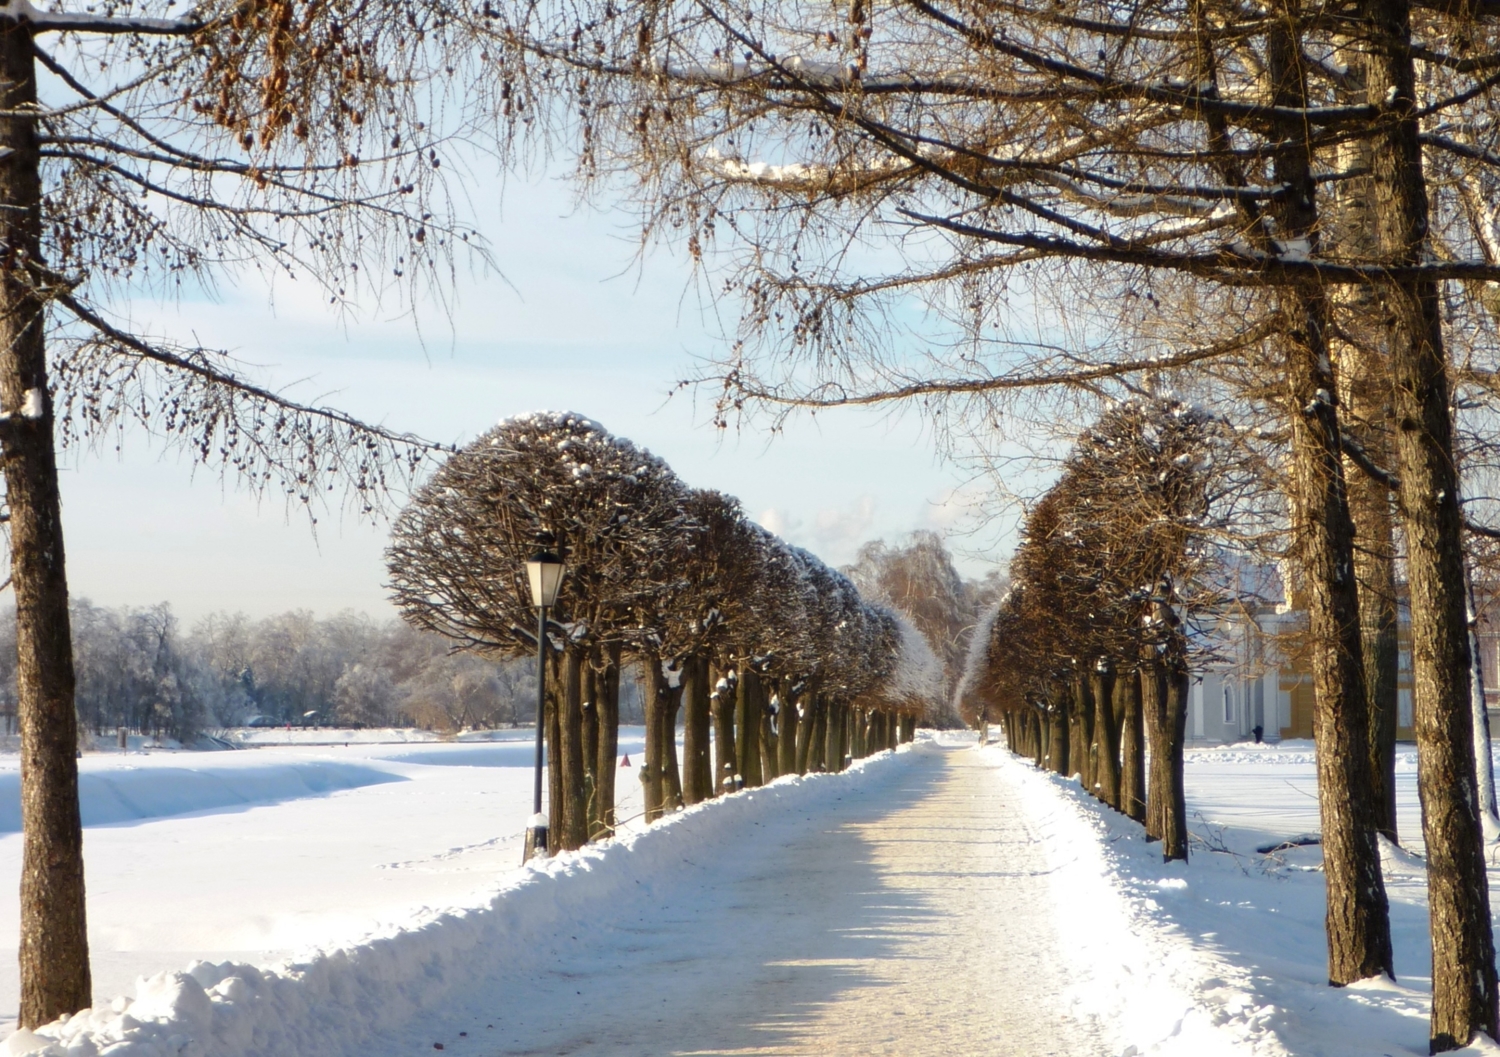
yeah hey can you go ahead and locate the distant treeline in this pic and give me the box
[0,604,646,743]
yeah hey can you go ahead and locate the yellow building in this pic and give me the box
[1187,605,1424,744]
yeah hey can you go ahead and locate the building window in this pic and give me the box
[1223,684,1235,724]
[1398,688,1413,729]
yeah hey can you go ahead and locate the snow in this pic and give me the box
[0,730,645,1029]
[0,738,1167,1057]
[3,731,1500,1054]
[884,608,943,707]
[987,736,1500,1055]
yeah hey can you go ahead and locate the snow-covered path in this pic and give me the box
[399,740,1102,1057]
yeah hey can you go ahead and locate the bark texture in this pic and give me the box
[1283,304,1394,982]
[1118,669,1146,823]
[1091,662,1119,809]
[660,678,684,813]
[1363,0,1499,1032]
[1267,13,1393,985]
[777,684,799,776]
[555,646,588,850]
[596,644,620,832]
[642,658,666,822]
[1047,695,1069,776]
[712,667,736,792]
[2,22,90,1028]
[736,667,763,787]
[794,689,817,774]
[582,660,602,839]
[681,654,712,805]
[759,700,778,781]
[1142,650,1190,861]
[824,699,844,772]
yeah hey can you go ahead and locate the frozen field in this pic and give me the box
[1,731,1499,1055]
[0,728,648,1028]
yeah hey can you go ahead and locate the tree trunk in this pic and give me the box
[1283,308,1394,981]
[642,657,666,822]
[712,667,736,791]
[1266,11,1393,986]
[1119,667,1147,823]
[824,699,843,772]
[1,25,90,1029]
[777,683,799,775]
[1362,0,1498,1032]
[736,667,763,787]
[759,692,778,781]
[1047,694,1069,776]
[660,676,684,813]
[1340,342,1402,846]
[553,645,588,850]
[1327,36,1403,853]
[581,658,601,839]
[1092,661,1120,809]
[596,643,620,834]
[795,689,817,774]
[808,694,828,771]
[1146,656,1170,845]
[1356,477,1402,846]
[900,715,916,743]
[1160,651,1190,863]
[681,654,712,805]
[1072,672,1095,791]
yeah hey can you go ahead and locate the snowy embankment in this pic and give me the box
[988,740,1500,1057]
[0,733,649,1031]
[5,734,1299,1057]
[6,748,925,1057]
[7,732,1494,1055]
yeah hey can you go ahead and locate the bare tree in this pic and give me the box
[0,0,513,1023]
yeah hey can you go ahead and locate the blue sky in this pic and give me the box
[59,170,1014,622]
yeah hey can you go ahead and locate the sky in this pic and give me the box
[60,169,1016,623]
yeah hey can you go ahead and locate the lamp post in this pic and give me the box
[524,547,565,863]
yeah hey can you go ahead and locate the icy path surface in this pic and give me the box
[18,738,1154,1057]
[449,741,1102,1057]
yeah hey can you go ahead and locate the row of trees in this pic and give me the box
[0,605,552,743]
[482,0,1500,1045]
[387,411,943,850]
[960,399,1216,861]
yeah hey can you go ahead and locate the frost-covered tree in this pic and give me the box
[387,412,690,850]
[846,532,970,722]
[974,399,1222,862]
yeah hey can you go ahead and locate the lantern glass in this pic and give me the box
[526,551,565,607]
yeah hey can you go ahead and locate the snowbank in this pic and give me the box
[984,747,1265,1055]
[989,744,1500,1057]
[7,752,906,1057]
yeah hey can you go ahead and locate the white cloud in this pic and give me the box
[755,507,802,539]
[812,495,879,562]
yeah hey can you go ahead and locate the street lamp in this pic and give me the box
[524,547,565,863]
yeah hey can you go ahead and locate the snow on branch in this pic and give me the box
[0,0,201,34]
